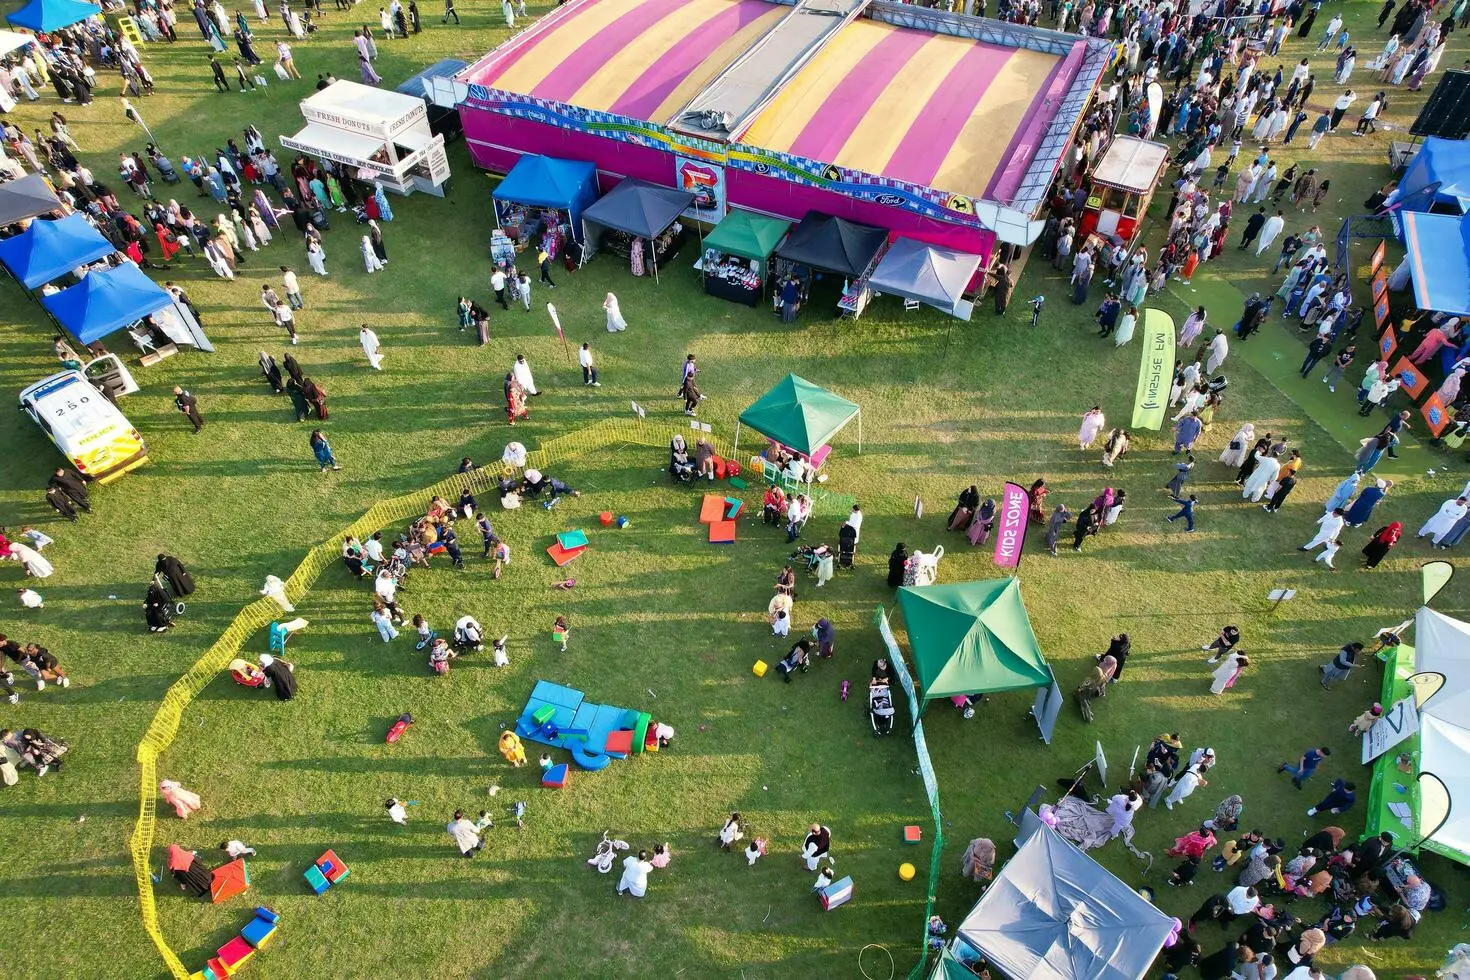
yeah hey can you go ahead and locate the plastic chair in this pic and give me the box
[903,298,920,312]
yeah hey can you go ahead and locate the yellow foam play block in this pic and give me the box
[753,660,768,677]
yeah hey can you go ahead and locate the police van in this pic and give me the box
[19,367,149,483]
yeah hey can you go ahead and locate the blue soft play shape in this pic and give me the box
[569,742,612,770]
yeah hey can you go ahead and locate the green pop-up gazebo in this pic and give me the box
[734,374,861,458]
[704,209,791,279]
[896,578,1053,711]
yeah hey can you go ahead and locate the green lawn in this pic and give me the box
[0,2,1467,977]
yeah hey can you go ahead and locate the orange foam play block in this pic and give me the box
[698,494,726,524]
[708,520,736,543]
[546,543,586,567]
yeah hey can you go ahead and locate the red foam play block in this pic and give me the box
[546,542,587,567]
[217,936,254,968]
[698,494,726,524]
[903,825,922,844]
[708,519,736,543]
[604,729,634,755]
[317,849,347,882]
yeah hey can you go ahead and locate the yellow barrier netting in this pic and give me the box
[129,417,705,978]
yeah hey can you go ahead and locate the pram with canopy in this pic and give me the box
[869,684,895,736]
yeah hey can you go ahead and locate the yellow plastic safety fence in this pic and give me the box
[130,415,682,978]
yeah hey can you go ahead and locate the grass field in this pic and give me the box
[0,1,1468,977]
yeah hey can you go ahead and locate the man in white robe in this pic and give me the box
[1301,508,1346,551]
[1419,497,1469,544]
[511,354,538,395]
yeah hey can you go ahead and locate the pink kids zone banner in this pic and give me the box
[993,481,1029,568]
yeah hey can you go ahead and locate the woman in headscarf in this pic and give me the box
[948,485,980,530]
[168,844,213,897]
[959,837,996,881]
[887,543,908,587]
[155,554,196,595]
[1027,478,1048,524]
[1237,850,1278,888]
[1078,407,1106,450]
[966,498,996,546]
[1219,422,1255,468]
[1209,651,1249,695]
[1362,522,1403,567]
[259,653,296,700]
[1101,427,1129,467]
[8,542,53,579]
[1210,794,1244,833]
[368,219,388,264]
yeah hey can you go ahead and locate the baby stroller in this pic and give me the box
[793,543,831,573]
[869,683,895,736]
[1205,374,1229,395]
[17,728,67,774]
[902,545,944,586]
[838,523,856,570]
[144,577,179,633]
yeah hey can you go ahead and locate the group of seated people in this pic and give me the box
[499,468,581,503]
[765,445,816,485]
[669,435,719,483]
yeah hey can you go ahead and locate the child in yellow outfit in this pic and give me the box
[498,730,526,766]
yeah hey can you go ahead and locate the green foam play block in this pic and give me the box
[557,529,588,549]
[532,704,557,726]
[728,477,747,489]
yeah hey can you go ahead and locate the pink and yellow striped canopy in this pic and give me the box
[468,0,1065,200]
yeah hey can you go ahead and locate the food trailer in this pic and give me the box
[1078,136,1169,243]
[279,81,451,197]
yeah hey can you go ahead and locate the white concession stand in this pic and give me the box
[279,81,451,197]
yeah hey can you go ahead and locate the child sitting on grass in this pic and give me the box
[744,837,766,866]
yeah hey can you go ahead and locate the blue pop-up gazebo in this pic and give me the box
[5,0,102,31]
[493,155,599,245]
[42,263,173,345]
[0,213,114,289]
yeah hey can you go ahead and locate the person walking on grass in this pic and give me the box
[281,266,304,308]
[310,429,339,471]
[173,386,204,433]
[1166,493,1199,531]
[359,324,383,370]
[447,809,482,857]
[579,342,601,386]
[1278,745,1330,788]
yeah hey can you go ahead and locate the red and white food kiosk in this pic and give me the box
[1079,136,1169,243]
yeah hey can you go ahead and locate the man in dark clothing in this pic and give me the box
[1378,0,1396,26]
[48,469,91,512]
[537,247,556,287]
[210,55,228,93]
[173,386,204,433]
[1351,831,1394,874]
[1301,335,1333,377]
[1239,208,1267,250]
[45,487,78,522]
[1095,295,1121,337]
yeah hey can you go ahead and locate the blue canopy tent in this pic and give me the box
[5,0,101,30]
[1402,211,1470,317]
[493,155,599,245]
[0,214,114,290]
[1397,137,1470,215]
[42,263,174,346]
